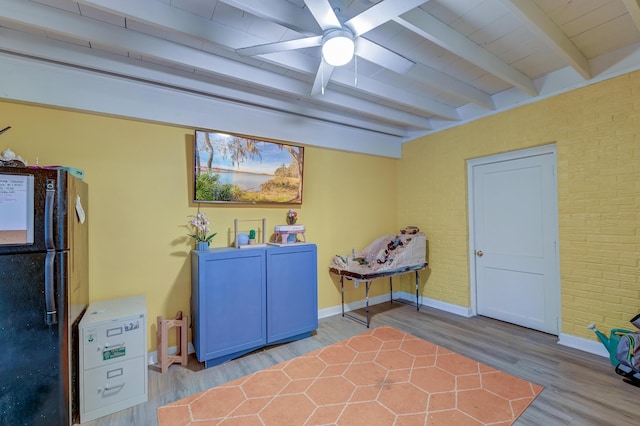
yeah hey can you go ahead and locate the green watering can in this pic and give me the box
[587,324,633,366]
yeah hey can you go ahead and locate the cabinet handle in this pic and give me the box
[104,342,125,349]
[100,382,125,392]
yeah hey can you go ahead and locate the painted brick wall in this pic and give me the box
[399,71,640,339]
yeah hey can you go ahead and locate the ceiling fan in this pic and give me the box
[235,0,423,95]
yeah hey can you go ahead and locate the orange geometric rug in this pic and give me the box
[158,326,543,425]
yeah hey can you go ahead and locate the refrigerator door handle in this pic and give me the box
[44,179,56,250]
[45,251,58,325]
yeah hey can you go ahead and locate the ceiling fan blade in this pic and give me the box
[311,59,335,96]
[355,38,415,74]
[346,0,426,36]
[236,35,322,57]
[304,0,342,31]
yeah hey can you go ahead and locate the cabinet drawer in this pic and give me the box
[82,316,145,370]
[81,356,147,414]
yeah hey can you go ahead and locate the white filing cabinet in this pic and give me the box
[79,295,148,423]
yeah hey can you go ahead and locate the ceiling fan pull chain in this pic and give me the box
[321,61,325,95]
[355,55,358,87]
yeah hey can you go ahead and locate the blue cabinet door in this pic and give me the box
[192,249,266,362]
[266,245,318,342]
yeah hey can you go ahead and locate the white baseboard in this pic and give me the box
[318,291,472,319]
[317,293,395,319]
[404,292,473,317]
[147,342,195,366]
[558,333,609,359]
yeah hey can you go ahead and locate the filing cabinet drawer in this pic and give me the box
[81,315,145,370]
[81,356,147,414]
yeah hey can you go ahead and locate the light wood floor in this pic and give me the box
[79,303,639,425]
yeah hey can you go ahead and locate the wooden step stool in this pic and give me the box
[157,311,188,373]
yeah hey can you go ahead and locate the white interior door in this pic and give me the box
[470,148,559,335]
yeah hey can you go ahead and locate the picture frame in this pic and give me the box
[193,130,304,204]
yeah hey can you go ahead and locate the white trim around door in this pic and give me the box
[467,144,561,335]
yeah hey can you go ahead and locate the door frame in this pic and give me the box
[467,144,561,332]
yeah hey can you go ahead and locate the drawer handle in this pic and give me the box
[103,342,125,349]
[100,382,125,392]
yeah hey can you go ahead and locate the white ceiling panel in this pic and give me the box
[169,0,218,19]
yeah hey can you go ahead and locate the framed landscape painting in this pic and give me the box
[193,130,304,204]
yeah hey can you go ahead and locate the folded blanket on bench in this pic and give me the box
[330,232,427,277]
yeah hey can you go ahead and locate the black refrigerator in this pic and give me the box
[0,166,89,425]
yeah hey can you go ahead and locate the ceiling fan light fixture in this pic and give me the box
[322,29,354,67]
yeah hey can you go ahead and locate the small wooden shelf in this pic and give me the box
[234,218,266,248]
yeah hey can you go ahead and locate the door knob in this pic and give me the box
[475,250,483,257]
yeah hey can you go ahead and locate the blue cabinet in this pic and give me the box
[267,245,318,342]
[191,244,317,368]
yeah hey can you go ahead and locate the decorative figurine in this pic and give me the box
[286,209,297,225]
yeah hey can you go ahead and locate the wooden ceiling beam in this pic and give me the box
[395,8,538,96]
[499,0,591,80]
[622,0,640,32]
[217,0,320,34]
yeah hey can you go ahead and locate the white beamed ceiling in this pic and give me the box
[1,0,640,157]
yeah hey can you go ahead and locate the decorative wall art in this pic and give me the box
[193,130,304,204]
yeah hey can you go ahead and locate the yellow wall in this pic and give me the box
[0,101,397,350]
[399,71,640,340]
[5,69,639,351]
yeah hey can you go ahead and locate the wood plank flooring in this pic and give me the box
[79,303,639,425]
